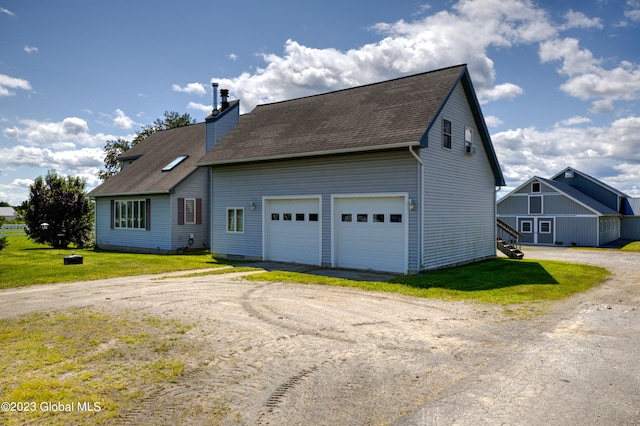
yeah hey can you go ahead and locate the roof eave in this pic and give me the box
[89,189,171,198]
[197,141,421,167]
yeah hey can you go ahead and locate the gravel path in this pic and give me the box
[1,247,639,425]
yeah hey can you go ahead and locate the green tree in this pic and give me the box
[19,170,94,249]
[98,111,196,181]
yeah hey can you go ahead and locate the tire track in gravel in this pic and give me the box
[240,281,458,360]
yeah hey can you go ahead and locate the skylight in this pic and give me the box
[162,155,188,172]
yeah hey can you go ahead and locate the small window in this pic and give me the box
[283,213,292,221]
[532,182,541,193]
[271,213,280,220]
[184,198,196,224]
[227,208,244,233]
[357,214,368,222]
[529,196,543,215]
[390,214,402,223]
[296,213,305,221]
[162,155,188,172]
[521,221,532,233]
[309,213,318,221]
[464,126,473,143]
[373,214,385,223]
[342,214,352,222]
[539,221,551,234]
[442,119,452,149]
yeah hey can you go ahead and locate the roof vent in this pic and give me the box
[565,170,574,178]
[220,89,230,111]
[211,83,219,116]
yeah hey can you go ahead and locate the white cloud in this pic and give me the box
[211,0,560,113]
[556,116,591,126]
[539,38,640,111]
[113,109,136,129]
[0,7,15,16]
[0,74,32,97]
[24,45,38,53]
[484,115,504,127]
[561,10,603,30]
[187,102,212,114]
[3,117,119,148]
[172,82,207,96]
[227,53,238,61]
[493,116,640,197]
[479,83,523,104]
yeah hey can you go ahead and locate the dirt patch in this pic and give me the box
[1,248,639,425]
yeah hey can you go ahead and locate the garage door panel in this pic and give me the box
[265,198,320,265]
[334,196,407,273]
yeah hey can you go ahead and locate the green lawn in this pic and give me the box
[1,236,610,306]
[0,237,225,289]
[245,258,609,305]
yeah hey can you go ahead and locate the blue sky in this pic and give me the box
[1,0,640,205]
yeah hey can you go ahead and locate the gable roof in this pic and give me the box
[538,177,620,215]
[499,175,620,216]
[89,123,205,197]
[0,206,16,217]
[197,64,504,186]
[551,167,629,198]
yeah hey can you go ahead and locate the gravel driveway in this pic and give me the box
[1,247,639,425]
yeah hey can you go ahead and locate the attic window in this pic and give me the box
[565,170,574,178]
[162,155,188,172]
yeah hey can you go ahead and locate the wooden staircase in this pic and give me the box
[497,218,524,259]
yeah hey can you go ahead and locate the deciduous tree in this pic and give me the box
[98,111,196,181]
[19,170,94,249]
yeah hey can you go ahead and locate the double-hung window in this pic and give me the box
[227,208,244,233]
[442,119,452,149]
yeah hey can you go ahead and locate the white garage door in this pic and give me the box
[264,198,321,265]
[334,196,407,273]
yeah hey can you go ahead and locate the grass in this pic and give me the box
[1,236,611,306]
[0,308,194,425]
[244,258,609,305]
[0,236,228,289]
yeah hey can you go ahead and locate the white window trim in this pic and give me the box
[442,118,452,150]
[528,195,543,215]
[227,207,244,233]
[114,199,146,230]
[521,220,533,233]
[539,220,552,234]
[531,182,541,193]
[184,198,196,225]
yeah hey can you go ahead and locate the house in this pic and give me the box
[0,206,17,221]
[197,64,505,273]
[497,167,640,246]
[88,95,239,253]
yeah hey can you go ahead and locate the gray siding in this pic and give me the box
[598,217,621,245]
[95,195,172,251]
[170,168,210,250]
[421,82,497,270]
[555,173,619,211]
[210,151,420,271]
[555,217,598,246]
[621,217,640,240]
[206,104,240,152]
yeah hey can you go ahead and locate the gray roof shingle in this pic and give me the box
[89,123,205,197]
[197,64,468,165]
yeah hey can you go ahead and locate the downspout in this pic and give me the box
[409,146,424,272]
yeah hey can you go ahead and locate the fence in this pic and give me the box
[1,224,28,237]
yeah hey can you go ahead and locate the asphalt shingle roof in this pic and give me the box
[89,123,205,197]
[198,64,468,165]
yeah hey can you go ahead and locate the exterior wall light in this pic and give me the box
[408,199,416,211]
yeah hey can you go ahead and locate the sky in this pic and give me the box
[1,0,640,206]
